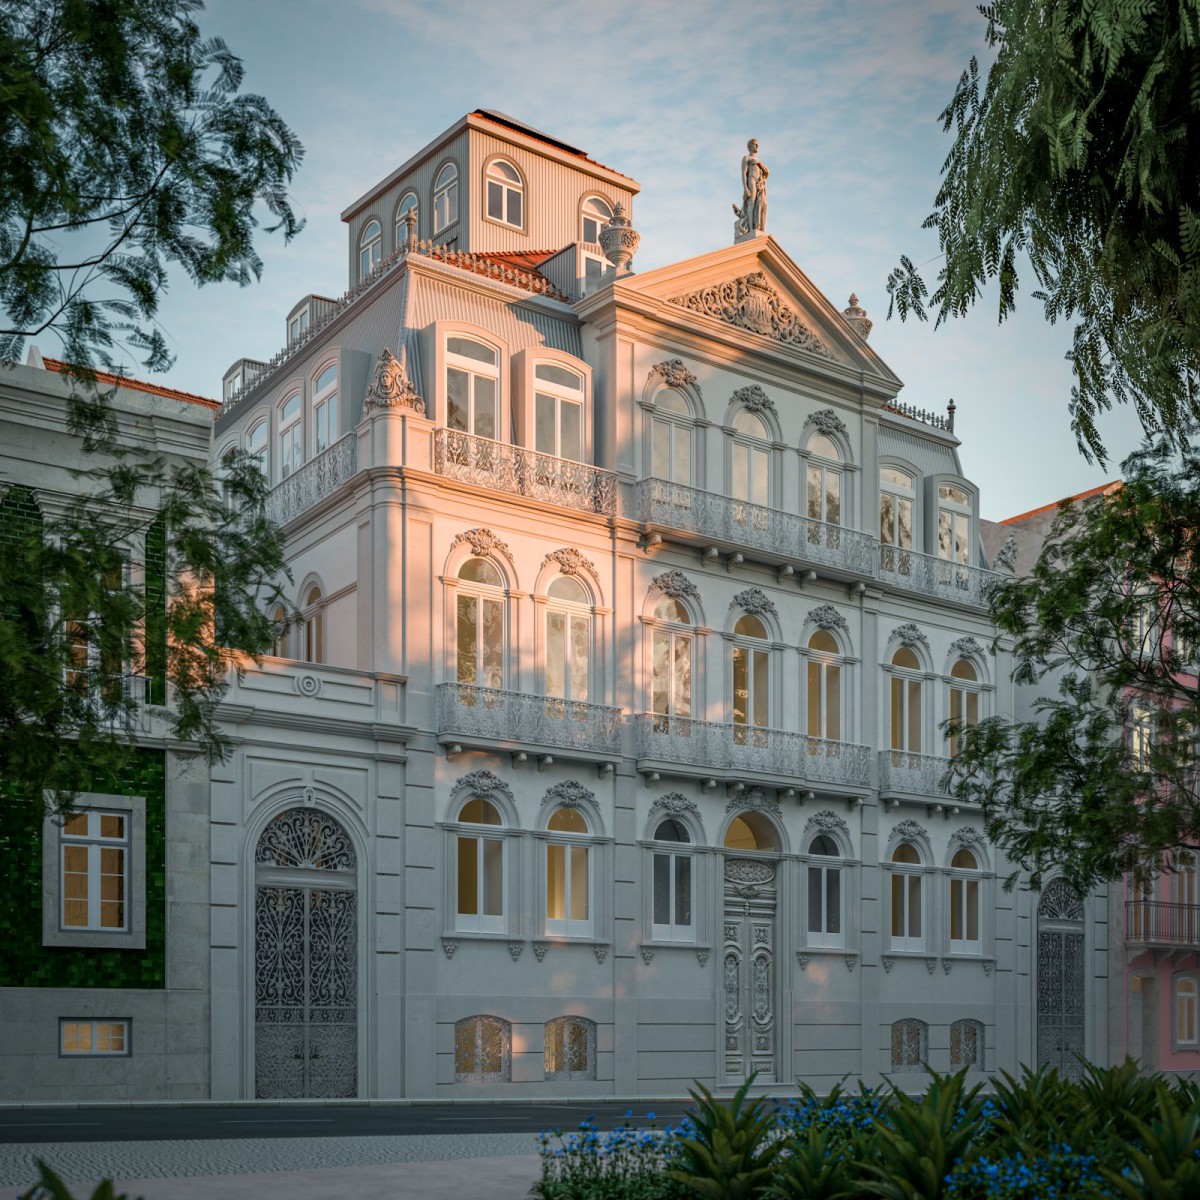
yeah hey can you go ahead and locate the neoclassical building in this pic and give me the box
[0,110,1112,1100]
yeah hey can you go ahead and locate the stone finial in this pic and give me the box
[842,294,873,341]
[599,202,639,275]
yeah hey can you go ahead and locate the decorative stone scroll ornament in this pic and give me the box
[949,636,988,661]
[543,548,597,579]
[542,780,597,810]
[731,384,777,416]
[892,819,929,845]
[841,294,873,341]
[452,528,511,560]
[926,958,939,975]
[651,570,699,599]
[804,408,849,440]
[942,959,953,975]
[724,859,775,885]
[669,272,834,360]
[732,588,777,618]
[598,202,639,273]
[508,943,523,961]
[983,960,995,976]
[891,623,930,652]
[993,533,1019,573]
[649,359,699,390]
[532,942,549,962]
[727,786,781,817]
[456,770,514,804]
[650,793,699,818]
[807,604,849,637]
[803,809,849,838]
[950,827,986,852]
[363,347,424,414]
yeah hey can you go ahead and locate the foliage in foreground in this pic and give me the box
[21,1161,139,1200]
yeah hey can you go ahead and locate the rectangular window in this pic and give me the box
[60,1019,130,1056]
[807,864,843,947]
[890,872,923,950]
[950,876,981,951]
[583,256,605,294]
[61,811,128,931]
[652,851,693,940]
[545,842,590,936]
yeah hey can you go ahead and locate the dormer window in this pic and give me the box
[395,192,418,244]
[534,363,584,461]
[313,365,338,454]
[434,163,459,233]
[224,369,243,402]
[446,336,498,440]
[938,485,972,566]
[359,219,382,280]
[287,307,310,345]
[881,467,914,549]
[580,197,613,245]
[485,159,523,229]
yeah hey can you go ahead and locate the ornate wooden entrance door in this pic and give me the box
[1036,879,1086,1079]
[722,858,777,1084]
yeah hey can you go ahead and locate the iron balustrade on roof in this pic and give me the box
[265,433,358,526]
[878,544,1000,609]
[1125,900,1200,947]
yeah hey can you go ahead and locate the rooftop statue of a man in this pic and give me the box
[733,138,768,240]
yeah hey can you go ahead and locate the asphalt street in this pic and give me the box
[0,1100,695,1144]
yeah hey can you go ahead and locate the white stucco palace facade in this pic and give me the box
[0,110,1111,1100]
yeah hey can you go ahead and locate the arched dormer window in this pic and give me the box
[453,795,506,934]
[947,657,981,757]
[434,163,459,233]
[456,558,505,690]
[313,363,338,455]
[545,805,592,937]
[485,159,524,229]
[246,420,267,474]
[889,841,925,951]
[731,612,770,743]
[545,575,591,704]
[278,393,302,480]
[938,483,973,569]
[534,362,584,462]
[302,584,323,664]
[446,336,499,441]
[806,629,843,743]
[805,432,843,528]
[650,389,694,487]
[650,595,694,730]
[889,645,924,756]
[580,196,613,244]
[731,408,770,511]
[949,846,982,953]
[651,817,693,941]
[359,219,382,280]
[806,833,843,948]
[881,466,915,555]
[395,191,418,244]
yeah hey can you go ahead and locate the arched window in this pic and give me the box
[805,433,842,528]
[302,584,323,664]
[279,394,302,480]
[454,1015,510,1082]
[545,575,590,704]
[731,409,770,511]
[485,159,524,228]
[891,1018,927,1071]
[890,841,924,951]
[246,421,267,474]
[456,558,504,689]
[806,629,842,742]
[534,363,585,462]
[724,810,780,852]
[948,657,980,757]
[268,603,287,658]
[395,191,418,243]
[732,613,770,744]
[359,219,382,280]
[434,163,459,233]
[651,817,693,941]
[1176,977,1199,1047]
[544,1016,596,1081]
[313,364,338,455]
[950,1018,983,1069]
[949,846,982,953]
[455,797,505,934]
[581,196,613,244]
[889,646,923,755]
[446,336,498,441]
[650,389,694,486]
[806,834,843,948]
[938,484,972,568]
[545,806,591,937]
[651,595,694,731]
[880,467,915,554]
[1174,852,1198,943]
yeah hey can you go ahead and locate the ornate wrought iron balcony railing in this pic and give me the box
[433,429,617,516]
[878,750,953,797]
[265,432,358,525]
[1125,901,1200,947]
[878,544,1000,609]
[636,714,870,786]
[437,683,622,756]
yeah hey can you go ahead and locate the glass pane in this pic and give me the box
[65,1023,90,1053]
[966,879,979,940]
[316,365,337,393]
[653,853,670,925]
[507,190,523,227]
[652,419,671,478]
[483,839,504,917]
[673,635,691,718]
[569,614,589,701]
[898,497,913,548]
[652,629,670,715]
[807,465,822,521]
[890,677,904,751]
[546,611,566,699]
[735,614,767,639]
[570,844,589,921]
[753,649,769,726]
[535,363,582,389]
[560,401,582,462]
[459,797,501,825]
[459,558,502,586]
[882,467,913,488]
[447,337,495,365]
[536,393,555,455]
[63,843,89,927]
[733,410,766,437]
[880,492,894,544]
[826,870,841,933]
[676,855,692,926]
[940,485,969,504]
[548,576,587,603]
[63,812,89,837]
[908,875,922,938]
[673,423,691,485]
[807,661,821,737]
[891,872,904,937]
[545,1020,562,1074]
[447,367,469,431]
[480,1020,501,1075]
[951,877,963,940]
[546,844,566,919]
[752,447,769,507]
[825,471,841,526]
[938,510,952,560]
[456,594,478,683]
[100,814,125,839]
[732,442,749,501]
[473,376,496,440]
[481,598,503,688]
[549,807,587,833]
[809,433,839,460]
[487,180,504,220]
[967,691,979,728]
[725,816,757,851]
[808,866,823,933]
[455,1020,476,1076]
[732,646,748,725]
[569,1020,588,1072]
[457,836,478,915]
[908,680,922,750]
[826,665,841,740]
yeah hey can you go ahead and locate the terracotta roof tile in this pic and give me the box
[43,358,218,411]
[477,248,560,271]
[1000,479,1122,526]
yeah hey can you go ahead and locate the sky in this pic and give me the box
[139,0,1146,522]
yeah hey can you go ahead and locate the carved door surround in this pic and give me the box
[1036,879,1086,1079]
[722,856,778,1084]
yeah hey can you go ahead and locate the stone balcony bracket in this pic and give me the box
[726,553,745,573]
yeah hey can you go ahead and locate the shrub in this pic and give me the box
[20,1163,138,1200]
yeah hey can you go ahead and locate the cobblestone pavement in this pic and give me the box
[2,1132,542,1193]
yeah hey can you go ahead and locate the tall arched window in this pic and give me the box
[279,394,302,480]
[806,629,842,741]
[395,191,418,243]
[534,363,584,462]
[313,364,338,455]
[949,847,982,953]
[938,484,972,567]
[950,1019,983,1069]
[485,159,524,228]
[805,433,842,528]
[268,603,287,658]
[947,657,980,757]
[891,1018,927,1070]
[731,612,770,744]
[731,409,770,513]
[889,646,923,756]
[650,390,694,486]
[1176,976,1199,1047]
[544,1016,596,1080]
[580,196,613,244]
[651,596,693,731]
[880,466,915,553]
[456,558,504,689]
[359,219,382,280]
[302,585,323,664]
[247,421,268,475]
[890,841,924,951]
[434,163,459,233]
[651,817,693,941]
[455,1015,510,1082]
[806,834,843,948]
[455,797,505,933]
[446,336,498,440]
[545,576,590,704]
[545,806,591,937]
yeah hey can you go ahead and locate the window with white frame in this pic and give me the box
[279,394,302,480]
[60,1019,130,1056]
[544,1016,596,1081]
[395,191,418,243]
[580,196,613,244]
[650,390,693,486]
[246,421,267,475]
[651,596,693,730]
[1130,699,1155,770]
[455,797,506,934]
[805,433,842,527]
[434,163,459,233]
[313,364,338,455]
[806,834,843,948]
[59,810,128,931]
[359,219,382,280]
[456,558,505,689]
[534,363,584,461]
[891,1018,927,1070]
[455,1015,510,1082]
[731,409,770,511]
[485,159,524,228]
[1176,976,1199,1048]
[651,818,693,941]
[545,576,590,704]
[880,467,915,553]
[949,847,982,953]
[582,254,606,295]
[890,841,924,951]
[889,646,923,755]
[446,336,499,441]
[806,629,842,742]
[947,657,980,757]
[545,806,591,937]
[937,485,972,568]
[950,1018,983,1069]
[1130,586,1160,659]
[287,307,310,345]
[301,585,324,664]
[1174,851,1199,908]
[268,603,287,658]
[731,612,770,744]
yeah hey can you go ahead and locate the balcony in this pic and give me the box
[265,432,358,525]
[878,750,953,800]
[878,544,999,610]
[1125,901,1200,950]
[635,714,870,790]
[433,429,617,516]
[632,478,877,578]
[436,683,622,760]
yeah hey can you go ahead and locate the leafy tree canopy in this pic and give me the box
[888,0,1200,464]
[949,438,1200,890]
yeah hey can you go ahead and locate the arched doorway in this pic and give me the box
[722,808,780,1085]
[254,807,358,1098]
[1036,879,1086,1078]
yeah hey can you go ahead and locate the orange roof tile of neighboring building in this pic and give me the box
[1000,479,1122,526]
[43,357,218,411]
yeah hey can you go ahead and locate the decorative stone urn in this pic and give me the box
[598,202,640,275]
[842,293,873,341]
